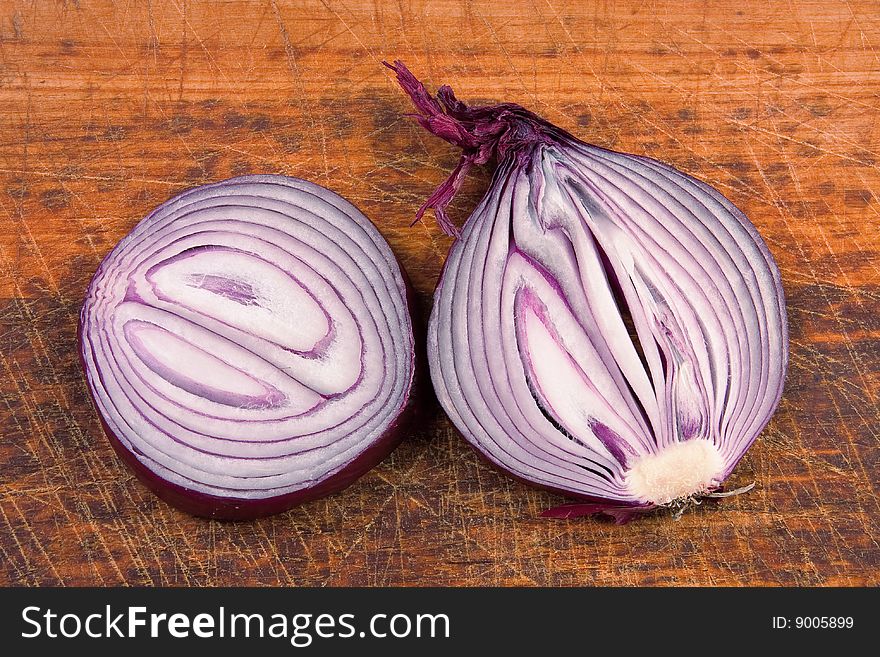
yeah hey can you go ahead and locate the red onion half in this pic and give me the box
[80,175,416,519]
[389,62,788,522]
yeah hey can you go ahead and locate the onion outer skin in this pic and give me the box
[389,61,788,521]
[80,175,418,520]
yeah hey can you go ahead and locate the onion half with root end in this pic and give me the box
[388,61,788,522]
[80,175,416,519]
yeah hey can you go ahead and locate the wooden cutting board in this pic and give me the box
[1,0,877,586]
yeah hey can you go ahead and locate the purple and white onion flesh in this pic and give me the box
[80,175,416,519]
[389,61,788,521]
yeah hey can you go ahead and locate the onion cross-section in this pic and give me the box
[388,61,787,522]
[80,175,416,519]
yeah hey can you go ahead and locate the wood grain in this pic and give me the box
[1,0,878,586]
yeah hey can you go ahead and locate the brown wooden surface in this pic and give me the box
[1,0,878,586]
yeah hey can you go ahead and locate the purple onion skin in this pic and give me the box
[80,176,420,520]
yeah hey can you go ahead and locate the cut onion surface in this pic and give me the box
[388,61,788,522]
[80,175,416,519]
